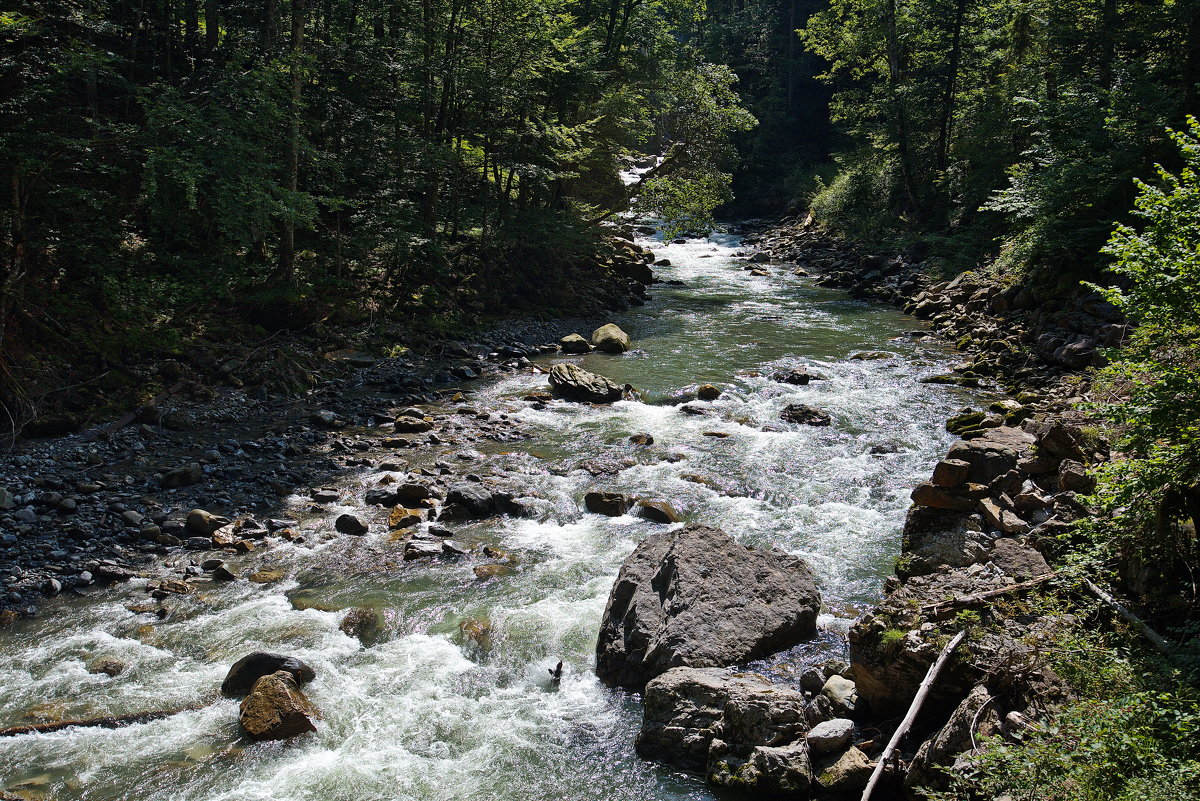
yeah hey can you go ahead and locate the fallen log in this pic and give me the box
[1083,577,1172,654]
[0,705,202,737]
[80,379,187,442]
[919,573,1058,618]
[861,630,968,801]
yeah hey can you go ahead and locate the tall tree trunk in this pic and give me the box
[1185,2,1200,116]
[935,0,966,175]
[205,0,219,52]
[1,170,31,377]
[786,0,797,111]
[263,0,278,50]
[184,0,199,59]
[277,0,306,284]
[885,0,921,215]
[1099,0,1118,89]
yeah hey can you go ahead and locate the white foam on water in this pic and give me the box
[0,225,979,801]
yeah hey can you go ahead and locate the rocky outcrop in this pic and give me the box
[548,363,624,403]
[637,668,812,792]
[221,652,316,696]
[238,670,318,740]
[591,323,631,353]
[595,524,821,689]
[903,684,1001,793]
[637,668,877,798]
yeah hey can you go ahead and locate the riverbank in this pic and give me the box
[0,233,659,619]
[730,216,1194,798]
[0,219,984,801]
[0,211,1174,801]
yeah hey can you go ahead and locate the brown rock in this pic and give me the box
[634,499,681,524]
[474,563,514,580]
[585,491,630,516]
[238,671,318,741]
[930,459,971,488]
[389,508,424,529]
[911,483,976,512]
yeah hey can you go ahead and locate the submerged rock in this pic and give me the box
[221,652,316,696]
[595,523,821,689]
[548,363,623,403]
[780,403,832,426]
[239,670,318,740]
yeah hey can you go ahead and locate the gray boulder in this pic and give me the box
[595,524,821,689]
[806,718,854,754]
[591,323,631,353]
[444,483,497,518]
[549,363,623,403]
[904,684,1000,793]
[162,462,202,488]
[559,333,592,353]
[637,667,810,792]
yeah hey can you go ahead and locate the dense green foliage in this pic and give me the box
[927,609,1200,801]
[690,0,834,212]
[1084,119,1200,585]
[932,691,1200,801]
[0,0,757,377]
[800,0,1200,272]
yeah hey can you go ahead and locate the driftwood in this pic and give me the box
[919,573,1058,618]
[0,705,201,737]
[1083,577,1173,654]
[861,630,968,801]
[80,379,187,442]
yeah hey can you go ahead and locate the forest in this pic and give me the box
[2,0,1200,799]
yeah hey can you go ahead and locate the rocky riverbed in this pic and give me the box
[0,214,1109,801]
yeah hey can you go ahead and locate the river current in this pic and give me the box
[0,227,977,800]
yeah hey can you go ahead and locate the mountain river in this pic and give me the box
[0,225,981,800]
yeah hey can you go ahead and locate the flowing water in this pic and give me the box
[0,227,980,801]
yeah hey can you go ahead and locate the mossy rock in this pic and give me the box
[946,410,987,436]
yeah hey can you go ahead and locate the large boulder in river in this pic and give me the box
[591,323,631,353]
[638,667,812,795]
[221,651,316,696]
[549,363,623,403]
[595,524,821,689]
[559,333,592,353]
[239,670,318,740]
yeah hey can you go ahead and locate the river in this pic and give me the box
[0,226,977,801]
